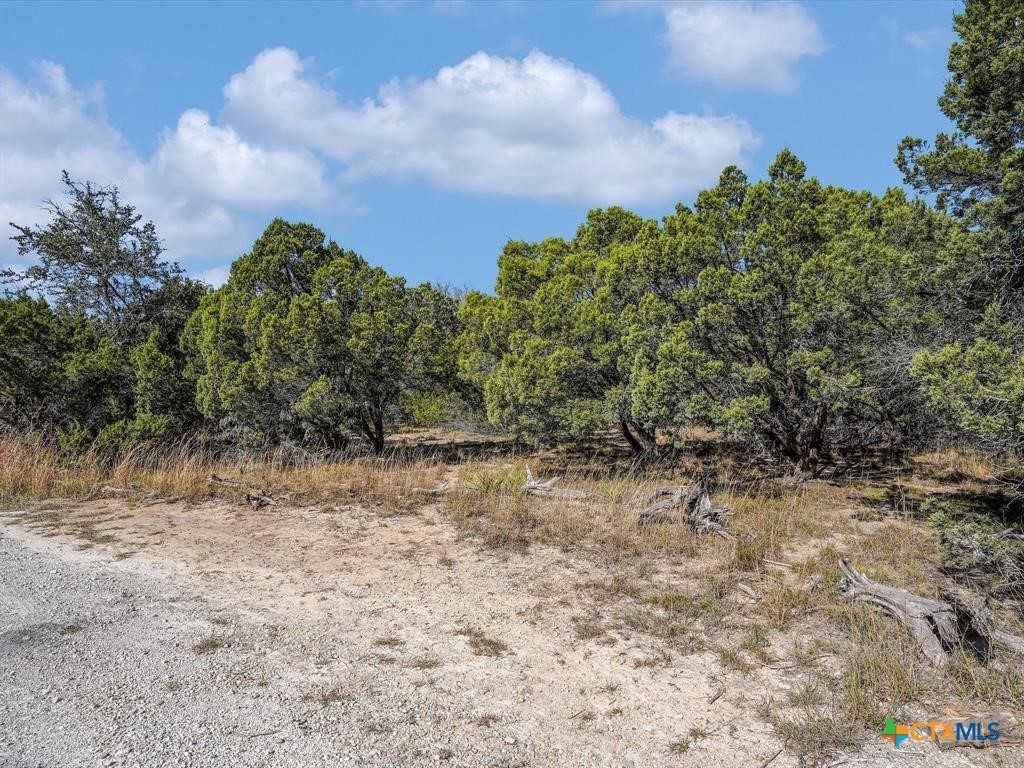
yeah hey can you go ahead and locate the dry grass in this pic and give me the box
[4,433,1023,761]
[302,684,353,707]
[455,625,509,657]
[0,432,445,510]
[442,462,716,559]
[406,655,442,670]
[192,632,231,655]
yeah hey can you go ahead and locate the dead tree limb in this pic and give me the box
[412,480,450,497]
[838,558,1024,665]
[208,474,245,487]
[636,481,733,538]
[521,466,586,499]
[246,491,277,510]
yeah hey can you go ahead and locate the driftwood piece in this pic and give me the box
[636,481,733,538]
[838,558,1024,665]
[208,474,245,487]
[246,492,277,510]
[521,466,587,499]
[412,480,450,497]
[737,582,759,600]
[208,474,279,510]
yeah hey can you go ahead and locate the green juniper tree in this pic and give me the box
[630,153,956,474]
[899,0,1024,457]
[2,173,204,450]
[460,152,958,471]
[458,209,661,454]
[183,219,460,453]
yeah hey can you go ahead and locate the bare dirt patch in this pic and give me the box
[2,461,1022,766]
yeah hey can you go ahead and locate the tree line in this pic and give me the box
[1,0,1021,474]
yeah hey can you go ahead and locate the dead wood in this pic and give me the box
[838,558,1024,665]
[412,480,450,496]
[636,481,733,538]
[737,582,759,600]
[207,474,245,487]
[246,492,277,510]
[521,466,586,499]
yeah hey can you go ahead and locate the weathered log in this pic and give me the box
[737,582,759,600]
[838,558,1024,665]
[245,491,277,510]
[521,466,586,499]
[412,480,450,497]
[636,481,733,538]
[208,474,245,487]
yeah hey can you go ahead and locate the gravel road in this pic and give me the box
[0,525,524,768]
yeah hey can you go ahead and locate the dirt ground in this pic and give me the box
[1,488,1020,768]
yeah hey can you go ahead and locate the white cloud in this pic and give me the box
[154,109,329,208]
[609,1,824,91]
[194,264,231,288]
[903,28,945,52]
[2,47,762,269]
[222,47,759,205]
[0,62,330,265]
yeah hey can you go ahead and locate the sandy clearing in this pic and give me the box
[1,497,1018,768]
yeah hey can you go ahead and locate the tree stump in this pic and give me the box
[838,558,1024,665]
[636,481,733,538]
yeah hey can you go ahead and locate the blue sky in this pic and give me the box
[0,0,958,291]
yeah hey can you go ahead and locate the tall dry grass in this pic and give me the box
[0,432,445,509]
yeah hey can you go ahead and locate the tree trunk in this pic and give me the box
[620,419,657,456]
[370,410,385,454]
[620,418,643,455]
[797,403,828,476]
[631,420,658,453]
[358,408,386,454]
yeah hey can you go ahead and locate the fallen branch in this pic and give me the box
[412,480,450,497]
[522,466,586,499]
[208,474,245,487]
[756,748,784,768]
[838,558,1024,665]
[737,582,759,600]
[246,491,277,510]
[636,481,733,538]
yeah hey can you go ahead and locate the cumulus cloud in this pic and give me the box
[609,1,824,91]
[2,47,761,267]
[0,62,330,264]
[194,264,231,288]
[221,47,759,205]
[153,109,328,208]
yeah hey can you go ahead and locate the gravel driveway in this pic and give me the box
[1,522,552,768]
[2,499,1015,768]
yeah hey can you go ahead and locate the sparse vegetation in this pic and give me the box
[455,625,509,657]
[1,3,1022,766]
[302,684,353,707]
[192,632,231,655]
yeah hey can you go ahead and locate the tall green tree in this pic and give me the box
[5,172,199,346]
[460,152,959,470]
[2,173,204,449]
[459,209,661,453]
[898,0,1024,456]
[632,153,956,473]
[183,219,461,453]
